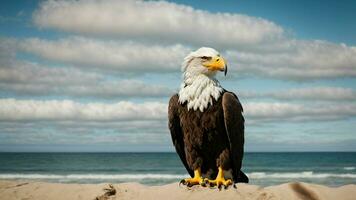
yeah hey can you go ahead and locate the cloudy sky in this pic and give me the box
[0,0,355,152]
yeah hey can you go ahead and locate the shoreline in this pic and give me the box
[1,180,355,200]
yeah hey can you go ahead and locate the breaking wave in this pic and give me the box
[1,171,356,181]
[343,167,355,171]
[0,174,187,180]
[249,171,356,179]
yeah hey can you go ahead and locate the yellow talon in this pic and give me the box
[180,168,205,187]
[205,167,233,189]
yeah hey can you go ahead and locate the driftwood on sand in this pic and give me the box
[95,184,116,200]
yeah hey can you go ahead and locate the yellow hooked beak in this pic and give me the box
[202,56,228,76]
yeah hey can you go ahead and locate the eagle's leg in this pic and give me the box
[180,168,205,187]
[205,166,233,189]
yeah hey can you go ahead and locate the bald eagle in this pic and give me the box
[168,47,248,188]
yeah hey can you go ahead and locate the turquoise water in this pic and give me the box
[0,152,355,186]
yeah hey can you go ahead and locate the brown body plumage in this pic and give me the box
[168,90,249,183]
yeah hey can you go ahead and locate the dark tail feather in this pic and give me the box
[236,170,249,183]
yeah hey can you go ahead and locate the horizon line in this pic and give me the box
[0,151,355,153]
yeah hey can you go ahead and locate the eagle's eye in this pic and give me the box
[200,56,212,60]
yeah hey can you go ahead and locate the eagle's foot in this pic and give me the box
[204,166,233,189]
[204,177,232,189]
[179,168,205,187]
[180,177,205,187]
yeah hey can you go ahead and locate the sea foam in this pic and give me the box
[249,171,356,179]
[0,173,187,180]
[1,172,356,180]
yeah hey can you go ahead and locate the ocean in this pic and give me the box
[0,152,355,186]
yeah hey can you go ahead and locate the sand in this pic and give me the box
[0,180,355,200]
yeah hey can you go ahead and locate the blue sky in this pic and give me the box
[0,0,356,152]
[176,0,356,45]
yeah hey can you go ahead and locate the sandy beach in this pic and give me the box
[0,180,355,200]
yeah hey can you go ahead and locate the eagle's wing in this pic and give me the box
[168,94,194,177]
[222,92,249,183]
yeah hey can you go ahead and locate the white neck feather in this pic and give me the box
[178,74,223,112]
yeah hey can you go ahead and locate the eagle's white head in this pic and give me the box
[181,47,227,78]
[178,47,227,112]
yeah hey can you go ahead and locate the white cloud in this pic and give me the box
[268,87,356,101]
[238,87,356,101]
[19,37,188,73]
[1,99,356,123]
[59,80,173,98]
[17,37,356,79]
[0,77,173,98]
[0,60,101,85]
[33,0,283,49]
[0,120,170,145]
[0,99,166,121]
[0,42,173,98]
[244,102,356,122]
[226,40,356,80]
[0,38,17,65]
[1,98,355,150]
